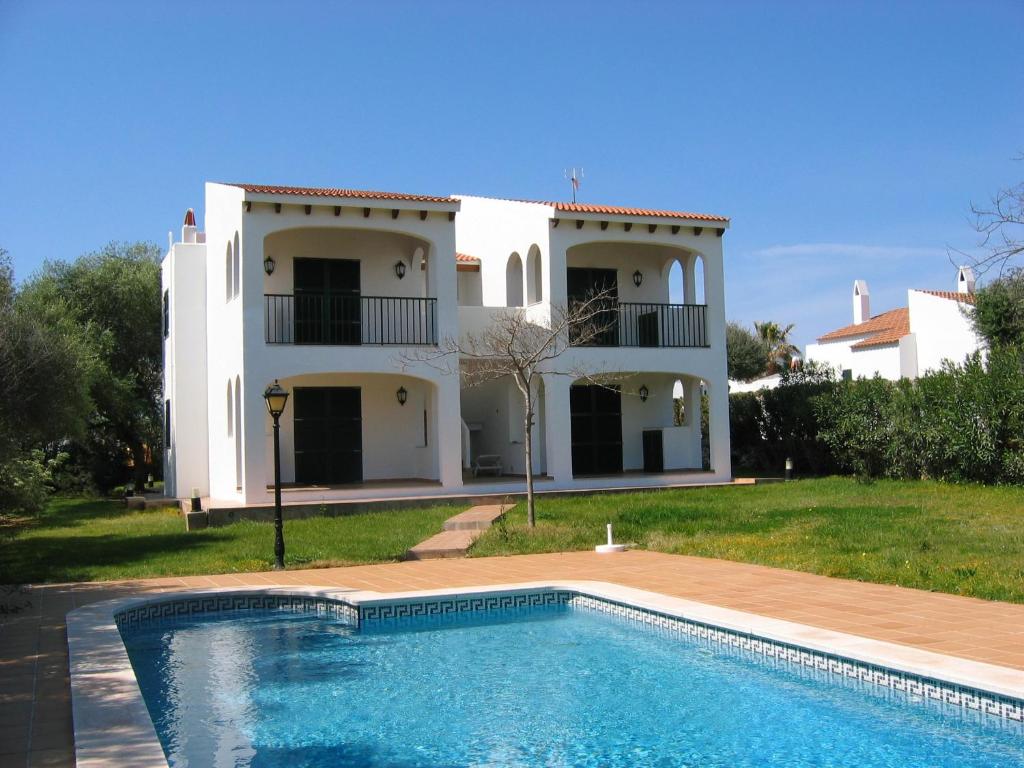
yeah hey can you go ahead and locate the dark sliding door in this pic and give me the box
[570,384,623,476]
[566,267,619,346]
[293,387,362,484]
[294,258,361,345]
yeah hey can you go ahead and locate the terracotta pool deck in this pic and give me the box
[4,549,1024,766]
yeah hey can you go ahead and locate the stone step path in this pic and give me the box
[405,504,510,560]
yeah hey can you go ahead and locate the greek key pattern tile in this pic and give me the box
[568,594,1024,723]
[115,594,358,628]
[358,590,573,627]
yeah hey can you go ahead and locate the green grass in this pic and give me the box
[472,477,1024,603]
[4,479,1024,601]
[0,497,457,584]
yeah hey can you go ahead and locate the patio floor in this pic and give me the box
[4,549,1024,765]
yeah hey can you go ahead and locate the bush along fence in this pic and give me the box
[730,348,1024,483]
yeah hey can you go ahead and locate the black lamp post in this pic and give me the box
[263,380,290,570]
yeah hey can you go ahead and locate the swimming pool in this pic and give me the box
[110,588,1024,768]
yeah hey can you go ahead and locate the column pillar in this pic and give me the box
[543,374,573,483]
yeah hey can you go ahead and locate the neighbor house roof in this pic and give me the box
[455,253,480,264]
[227,183,456,205]
[913,289,976,304]
[817,308,910,347]
[849,309,911,349]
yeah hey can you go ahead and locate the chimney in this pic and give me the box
[182,208,197,244]
[853,280,870,324]
[957,266,976,295]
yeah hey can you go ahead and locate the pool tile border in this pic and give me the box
[69,582,1024,767]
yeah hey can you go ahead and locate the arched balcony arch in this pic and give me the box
[506,252,524,307]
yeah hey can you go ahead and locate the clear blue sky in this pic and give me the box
[2,0,1021,348]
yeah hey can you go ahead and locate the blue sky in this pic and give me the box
[1,0,1021,348]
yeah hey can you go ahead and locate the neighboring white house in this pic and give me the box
[804,268,983,380]
[162,183,732,506]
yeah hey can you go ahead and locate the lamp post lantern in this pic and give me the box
[263,380,290,570]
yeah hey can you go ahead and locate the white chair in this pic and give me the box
[472,454,503,477]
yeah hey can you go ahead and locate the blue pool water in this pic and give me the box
[121,604,1024,767]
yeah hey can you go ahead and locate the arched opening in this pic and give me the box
[225,242,233,302]
[233,376,242,491]
[226,380,233,436]
[692,254,706,305]
[668,260,684,304]
[526,245,543,304]
[506,252,524,307]
[232,232,240,298]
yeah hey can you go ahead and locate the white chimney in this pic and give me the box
[853,280,870,324]
[181,208,197,244]
[957,266,976,295]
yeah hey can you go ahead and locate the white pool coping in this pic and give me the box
[67,580,1024,767]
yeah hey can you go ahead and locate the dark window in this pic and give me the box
[162,290,170,338]
[842,369,853,382]
[570,384,623,476]
[293,387,363,484]
[164,400,171,448]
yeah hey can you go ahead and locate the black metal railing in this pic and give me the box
[570,301,708,348]
[265,294,437,345]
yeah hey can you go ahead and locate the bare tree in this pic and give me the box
[402,289,621,528]
[955,162,1024,276]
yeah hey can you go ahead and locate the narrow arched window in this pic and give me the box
[232,232,241,298]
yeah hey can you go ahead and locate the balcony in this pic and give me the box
[570,301,708,348]
[265,294,437,345]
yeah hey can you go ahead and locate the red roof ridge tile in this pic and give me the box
[913,289,976,304]
[459,194,728,222]
[225,182,456,205]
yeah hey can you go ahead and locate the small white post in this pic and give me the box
[596,521,626,553]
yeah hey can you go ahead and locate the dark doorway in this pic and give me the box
[642,429,664,473]
[294,258,361,345]
[567,267,618,346]
[570,384,623,476]
[293,387,362,484]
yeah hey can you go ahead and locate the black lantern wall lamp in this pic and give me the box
[264,255,276,275]
[632,270,643,288]
[396,386,408,406]
[639,384,649,402]
[395,260,407,279]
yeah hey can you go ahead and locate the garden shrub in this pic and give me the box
[815,347,1024,483]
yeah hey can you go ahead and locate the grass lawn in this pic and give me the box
[472,477,1024,603]
[3,478,1023,601]
[0,497,458,584]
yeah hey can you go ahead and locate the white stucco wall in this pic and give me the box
[908,291,982,374]
[161,240,209,498]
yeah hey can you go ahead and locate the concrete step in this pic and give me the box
[405,529,482,560]
[442,504,509,531]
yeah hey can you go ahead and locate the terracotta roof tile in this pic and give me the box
[817,307,909,345]
[455,253,480,264]
[553,201,729,223]
[850,308,910,349]
[914,289,976,304]
[228,183,456,205]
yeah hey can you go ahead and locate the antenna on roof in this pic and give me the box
[563,167,583,203]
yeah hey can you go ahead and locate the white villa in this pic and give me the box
[804,268,983,380]
[161,183,731,508]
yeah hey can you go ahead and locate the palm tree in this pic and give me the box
[754,321,800,374]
